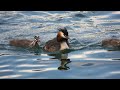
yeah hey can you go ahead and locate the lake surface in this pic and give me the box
[0,11,120,79]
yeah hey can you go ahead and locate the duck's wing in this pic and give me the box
[9,39,32,47]
[102,39,120,47]
[44,38,60,52]
[111,39,120,46]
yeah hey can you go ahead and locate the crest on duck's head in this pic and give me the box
[34,36,39,39]
[58,27,68,36]
[34,36,40,42]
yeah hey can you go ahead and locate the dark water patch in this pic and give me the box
[112,58,120,60]
[74,13,87,18]
[0,44,8,50]
[73,26,80,28]
[108,29,120,31]
[0,20,8,25]
[0,53,10,56]
[81,63,95,67]
[103,47,120,51]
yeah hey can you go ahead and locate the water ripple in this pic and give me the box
[0,11,120,79]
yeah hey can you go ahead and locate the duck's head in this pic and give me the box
[58,27,68,36]
[34,36,40,43]
[57,27,69,42]
[29,36,40,47]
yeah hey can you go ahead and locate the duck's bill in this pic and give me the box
[65,36,69,39]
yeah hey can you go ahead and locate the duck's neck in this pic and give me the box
[29,40,38,47]
[60,41,69,50]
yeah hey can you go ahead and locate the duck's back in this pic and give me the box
[102,39,120,47]
[44,38,60,52]
[10,39,32,47]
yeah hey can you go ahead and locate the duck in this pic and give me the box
[102,38,120,48]
[43,27,70,52]
[9,36,40,48]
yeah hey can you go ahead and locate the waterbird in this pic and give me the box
[43,27,70,52]
[102,38,120,48]
[9,36,40,48]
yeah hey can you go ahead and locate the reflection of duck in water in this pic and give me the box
[9,36,40,48]
[43,27,70,52]
[48,52,71,70]
[102,39,120,48]
[58,58,71,70]
[58,53,71,70]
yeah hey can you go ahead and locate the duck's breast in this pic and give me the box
[60,42,69,50]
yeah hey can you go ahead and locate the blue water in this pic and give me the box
[0,11,120,79]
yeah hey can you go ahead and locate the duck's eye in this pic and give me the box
[64,34,67,37]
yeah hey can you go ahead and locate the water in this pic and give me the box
[0,11,120,79]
